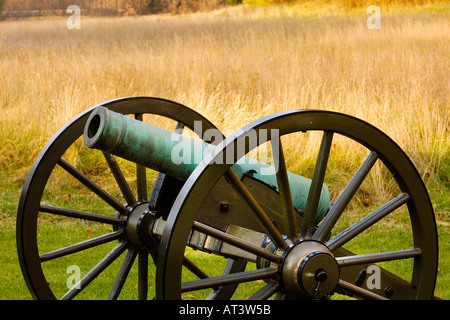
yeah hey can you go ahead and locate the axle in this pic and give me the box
[83,106,330,221]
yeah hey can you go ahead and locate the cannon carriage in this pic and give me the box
[16,97,438,300]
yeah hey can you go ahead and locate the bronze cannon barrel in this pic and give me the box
[83,106,330,221]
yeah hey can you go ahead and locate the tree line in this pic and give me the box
[0,0,229,16]
[0,0,441,17]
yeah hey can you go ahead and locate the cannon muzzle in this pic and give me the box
[84,106,330,221]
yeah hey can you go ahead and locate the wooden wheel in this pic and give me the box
[156,110,438,300]
[16,97,246,299]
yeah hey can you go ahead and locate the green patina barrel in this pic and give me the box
[83,106,330,222]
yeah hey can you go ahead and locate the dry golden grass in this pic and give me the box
[0,3,448,203]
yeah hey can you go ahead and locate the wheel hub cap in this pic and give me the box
[279,240,339,298]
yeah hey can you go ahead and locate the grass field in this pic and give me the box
[0,2,448,299]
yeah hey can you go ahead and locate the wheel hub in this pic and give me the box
[124,202,158,251]
[279,240,339,299]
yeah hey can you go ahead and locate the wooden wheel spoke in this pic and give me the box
[183,256,211,280]
[138,252,149,300]
[136,164,147,202]
[271,136,298,240]
[134,113,148,202]
[57,158,127,214]
[174,121,185,134]
[326,193,410,251]
[108,249,138,300]
[301,131,333,239]
[192,221,281,264]
[61,242,127,300]
[336,248,422,267]
[39,204,124,226]
[103,152,136,206]
[39,230,124,262]
[183,257,224,292]
[248,282,280,300]
[313,151,379,242]
[181,268,277,293]
[337,279,389,300]
[225,169,288,250]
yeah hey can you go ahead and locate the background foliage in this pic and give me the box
[0,0,447,15]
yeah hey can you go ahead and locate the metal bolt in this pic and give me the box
[315,269,328,282]
[219,202,230,213]
[313,269,328,296]
[355,269,367,287]
[384,286,394,297]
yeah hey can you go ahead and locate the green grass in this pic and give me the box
[1,162,448,300]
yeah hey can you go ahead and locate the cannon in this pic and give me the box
[17,97,438,300]
[83,106,331,221]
